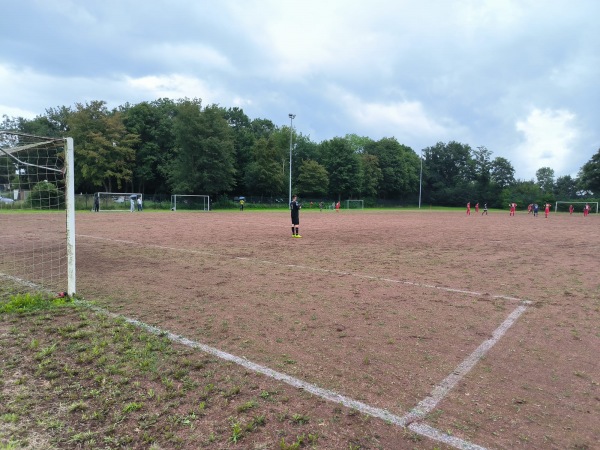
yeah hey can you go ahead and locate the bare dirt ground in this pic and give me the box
[4,208,598,449]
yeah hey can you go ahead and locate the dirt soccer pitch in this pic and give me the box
[4,208,596,449]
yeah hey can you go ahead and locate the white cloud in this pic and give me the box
[2,0,599,180]
[137,43,233,73]
[332,87,454,141]
[514,108,578,179]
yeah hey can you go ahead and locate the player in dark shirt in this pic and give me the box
[290,195,301,238]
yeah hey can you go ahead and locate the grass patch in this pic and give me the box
[0,293,392,448]
[0,292,72,314]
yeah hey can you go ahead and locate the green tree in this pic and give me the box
[359,153,383,199]
[320,137,361,200]
[472,146,492,186]
[490,157,515,188]
[344,134,372,154]
[422,141,473,205]
[578,148,600,194]
[364,137,419,199]
[223,107,255,196]
[244,137,285,197]
[68,100,139,193]
[500,179,542,207]
[28,181,62,209]
[296,159,329,197]
[536,167,555,193]
[168,100,236,196]
[122,99,177,194]
[554,175,578,199]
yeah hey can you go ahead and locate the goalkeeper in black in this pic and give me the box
[290,195,301,238]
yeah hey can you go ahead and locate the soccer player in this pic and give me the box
[584,203,590,217]
[475,202,479,214]
[533,203,539,217]
[335,201,340,212]
[481,203,488,215]
[544,203,551,218]
[466,202,471,216]
[509,202,516,216]
[569,204,574,215]
[290,195,301,238]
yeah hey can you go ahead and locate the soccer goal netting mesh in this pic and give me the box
[94,192,143,211]
[0,131,76,295]
[554,201,598,214]
[171,195,210,211]
[345,199,364,210]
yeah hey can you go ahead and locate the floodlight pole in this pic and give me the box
[288,114,295,205]
[418,149,423,209]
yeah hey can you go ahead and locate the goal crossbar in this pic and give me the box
[171,195,211,211]
[555,201,598,213]
[345,199,364,210]
[95,192,143,212]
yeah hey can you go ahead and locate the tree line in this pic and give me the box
[2,98,599,208]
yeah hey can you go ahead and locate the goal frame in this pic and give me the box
[95,192,143,211]
[344,199,364,210]
[555,201,598,214]
[0,132,76,295]
[170,194,211,212]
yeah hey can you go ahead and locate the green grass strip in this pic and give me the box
[0,292,73,314]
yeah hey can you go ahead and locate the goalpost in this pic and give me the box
[345,199,364,210]
[555,201,598,214]
[95,192,143,211]
[0,131,76,296]
[171,194,210,211]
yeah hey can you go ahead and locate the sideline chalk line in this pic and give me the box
[7,230,532,450]
[1,270,527,449]
[78,234,528,303]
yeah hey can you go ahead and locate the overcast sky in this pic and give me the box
[1,0,598,180]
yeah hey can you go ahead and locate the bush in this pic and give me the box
[28,181,63,209]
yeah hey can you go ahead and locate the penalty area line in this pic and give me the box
[78,234,530,304]
[78,301,490,450]
[2,272,511,450]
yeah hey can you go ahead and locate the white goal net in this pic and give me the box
[554,201,598,214]
[171,195,210,211]
[0,131,76,295]
[345,199,364,210]
[95,192,143,212]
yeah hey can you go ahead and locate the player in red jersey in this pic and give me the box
[544,203,551,218]
[466,202,471,215]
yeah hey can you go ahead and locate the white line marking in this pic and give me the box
[409,423,487,450]
[78,234,528,303]
[2,271,531,450]
[401,303,529,425]
[78,301,409,427]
